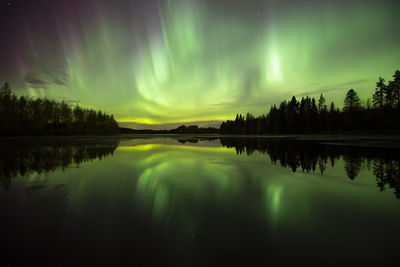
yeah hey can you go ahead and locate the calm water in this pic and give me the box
[1,136,400,266]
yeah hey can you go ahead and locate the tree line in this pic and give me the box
[220,69,400,134]
[0,82,119,135]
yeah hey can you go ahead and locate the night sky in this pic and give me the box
[1,0,399,129]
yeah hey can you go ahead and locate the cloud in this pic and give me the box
[44,67,69,86]
[27,78,46,84]
[57,96,81,104]
[25,77,49,89]
[24,64,69,89]
[53,79,67,86]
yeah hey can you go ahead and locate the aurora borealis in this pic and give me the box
[1,0,399,129]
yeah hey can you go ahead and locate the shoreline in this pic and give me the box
[1,134,400,148]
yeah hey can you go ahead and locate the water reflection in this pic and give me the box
[1,137,399,199]
[0,139,119,190]
[1,137,400,265]
[219,137,400,198]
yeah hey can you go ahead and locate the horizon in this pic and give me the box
[1,0,400,127]
[118,120,222,130]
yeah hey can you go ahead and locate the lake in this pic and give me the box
[1,136,400,266]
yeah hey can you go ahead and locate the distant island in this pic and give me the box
[1,69,399,136]
[119,125,219,134]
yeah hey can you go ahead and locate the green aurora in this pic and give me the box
[1,0,400,128]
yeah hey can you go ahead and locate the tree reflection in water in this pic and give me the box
[0,139,119,190]
[219,138,400,199]
[1,137,399,199]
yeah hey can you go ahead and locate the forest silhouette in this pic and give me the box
[0,83,119,135]
[220,70,400,134]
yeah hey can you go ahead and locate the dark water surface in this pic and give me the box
[1,136,400,266]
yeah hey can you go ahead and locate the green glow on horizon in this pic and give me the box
[16,0,400,126]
